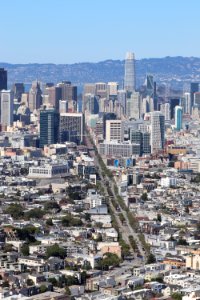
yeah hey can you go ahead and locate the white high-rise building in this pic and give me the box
[150,111,165,154]
[160,103,171,121]
[127,92,140,119]
[124,52,136,92]
[184,92,191,114]
[107,82,119,96]
[106,120,122,142]
[1,90,14,128]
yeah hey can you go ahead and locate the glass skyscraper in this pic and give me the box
[39,108,59,148]
[124,52,136,92]
[175,106,183,131]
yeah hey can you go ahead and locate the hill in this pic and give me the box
[1,56,200,90]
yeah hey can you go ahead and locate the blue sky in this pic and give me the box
[1,0,200,63]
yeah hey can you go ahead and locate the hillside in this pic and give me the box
[1,56,200,90]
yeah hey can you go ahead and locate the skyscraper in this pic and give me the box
[160,103,171,121]
[150,111,165,154]
[124,52,136,92]
[175,106,183,131]
[12,83,25,101]
[190,82,199,108]
[39,108,59,148]
[28,81,42,112]
[0,68,7,91]
[1,90,14,128]
[184,92,191,114]
[127,92,140,119]
[59,112,84,144]
[146,75,154,97]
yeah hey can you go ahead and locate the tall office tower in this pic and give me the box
[150,111,165,154]
[194,92,200,107]
[146,75,154,97]
[127,92,140,119]
[39,108,59,148]
[0,68,7,91]
[59,112,84,144]
[103,113,116,138]
[83,83,96,95]
[175,106,183,131]
[170,98,180,119]
[190,82,199,108]
[130,130,151,155]
[44,86,55,106]
[142,132,151,154]
[21,93,29,106]
[58,81,77,102]
[124,52,136,92]
[160,103,171,121]
[184,92,191,114]
[0,90,14,128]
[59,100,68,113]
[28,81,42,112]
[107,82,119,97]
[12,83,25,101]
[153,81,158,110]
[83,93,99,114]
[117,90,126,114]
[84,94,99,114]
[105,119,122,142]
[95,82,107,98]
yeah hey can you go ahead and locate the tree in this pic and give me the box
[4,243,13,253]
[96,253,121,270]
[46,244,66,259]
[40,284,47,293]
[146,253,156,264]
[21,244,30,256]
[141,193,148,201]
[44,201,60,212]
[171,292,182,300]
[48,277,58,286]
[25,208,45,220]
[65,286,71,295]
[16,226,38,243]
[46,218,53,226]
[5,203,24,219]
[61,214,83,227]
[157,214,162,222]
[26,279,34,286]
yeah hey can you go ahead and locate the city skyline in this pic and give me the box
[1,0,200,63]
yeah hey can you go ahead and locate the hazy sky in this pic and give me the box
[1,0,200,63]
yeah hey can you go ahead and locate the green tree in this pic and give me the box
[147,253,156,264]
[26,279,34,286]
[171,292,182,300]
[4,243,13,253]
[46,218,53,226]
[25,208,45,220]
[46,244,66,259]
[157,214,162,222]
[141,193,148,201]
[97,253,121,270]
[65,286,71,295]
[16,225,38,243]
[5,203,24,219]
[21,244,30,256]
[44,201,60,212]
[48,278,58,286]
[40,284,48,293]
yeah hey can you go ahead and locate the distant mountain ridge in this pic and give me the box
[1,56,200,90]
